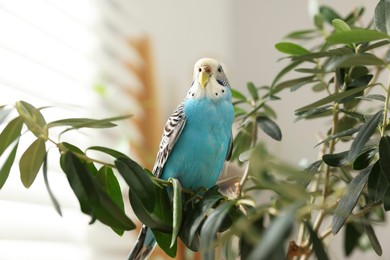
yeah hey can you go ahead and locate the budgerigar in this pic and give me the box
[129,58,234,259]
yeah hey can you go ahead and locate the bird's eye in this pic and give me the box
[218,66,222,73]
[198,68,202,72]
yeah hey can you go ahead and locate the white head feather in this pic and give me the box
[186,58,230,100]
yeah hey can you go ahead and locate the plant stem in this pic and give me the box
[306,73,340,257]
[239,117,258,195]
[322,103,338,198]
[381,72,390,136]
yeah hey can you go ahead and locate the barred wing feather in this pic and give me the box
[152,103,186,178]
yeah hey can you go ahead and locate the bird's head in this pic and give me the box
[186,58,230,100]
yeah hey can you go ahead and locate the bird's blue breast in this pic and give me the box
[160,96,234,191]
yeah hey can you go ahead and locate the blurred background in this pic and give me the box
[0,0,383,259]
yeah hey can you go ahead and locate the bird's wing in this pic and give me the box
[226,132,233,161]
[152,102,186,178]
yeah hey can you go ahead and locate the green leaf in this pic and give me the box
[368,160,388,202]
[326,54,386,71]
[271,60,303,88]
[61,152,135,230]
[0,117,24,157]
[43,152,62,216]
[60,142,84,153]
[222,236,235,260]
[350,66,369,79]
[19,138,46,188]
[314,14,324,30]
[383,186,390,211]
[239,215,265,260]
[298,160,322,188]
[346,73,373,95]
[115,158,156,211]
[15,101,48,140]
[50,115,131,133]
[275,42,310,56]
[361,40,390,52]
[320,6,341,24]
[0,142,18,189]
[200,200,236,260]
[326,29,389,44]
[96,166,124,209]
[96,166,125,235]
[231,124,253,162]
[348,110,383,161]
[272,76,315,94]
[332,19,351,32]
[130,187,172,231]
[342,75,373,109]
[306,222,329,260]
[296,85,370,114]
[295,68,325,74]
[284,29,318,40]
[246,202,303,260]
[115,158,172,232]
[256,116,282,141]
[375,0,390,35]
[344,223,362,256]
[315,125,362,148]
[246,82,259,101]
[180,186,226,249]
[292,51,332,62]
[86,146,130,160]
[60,152,93,218]
[344,7,365,25]
[322,150,349,167]
[340,110,366,121]
[152,229,177,258]
[169,178,183,248]
[352,147,377,170]
[332,168,370,235]
[358,94,386,102]
[295,105,332,121]
[364,224,382,256]
[262,104,277,119]
[60,115,131,128]
[379,135,390,182]
[231,88,247,101]
[49,118,117,128]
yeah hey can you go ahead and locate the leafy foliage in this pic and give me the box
[0,2,390,259]
[225,2,390,259]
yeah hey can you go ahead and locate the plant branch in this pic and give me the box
[381,71,390,136]
[239,117,258,196]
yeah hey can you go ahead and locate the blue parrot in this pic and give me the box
[129,58,234,259]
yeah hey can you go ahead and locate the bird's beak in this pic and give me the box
[198,66,210,88]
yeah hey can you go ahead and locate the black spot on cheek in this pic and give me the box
[215,92,218,96]
[222,89,225,93]
[192,93,195,97]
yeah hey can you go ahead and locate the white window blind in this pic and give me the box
[0,0,141,259]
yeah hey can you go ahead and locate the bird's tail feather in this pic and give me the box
[128,225,156,260]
